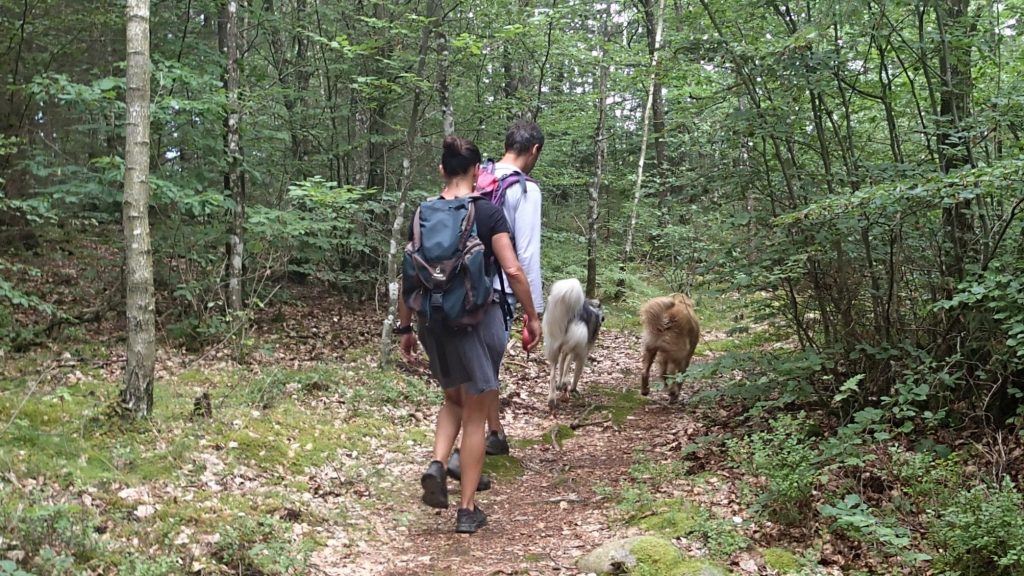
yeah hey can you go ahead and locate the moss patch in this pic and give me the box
[583,386,646,426]
[635,499,702,538]
[762,547,801,573]
[482,455,525,480]
[672,559,732,576]
[629,498,749,560]
[541,424,576,448]
[630,537,685,576]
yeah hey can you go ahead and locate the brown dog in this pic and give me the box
[640,293,700,402]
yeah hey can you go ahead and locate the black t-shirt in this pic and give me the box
[407,195,511,262]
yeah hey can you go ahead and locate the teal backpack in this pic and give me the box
[402,196,494,329]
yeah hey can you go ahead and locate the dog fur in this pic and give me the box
[640,293,700,403]
[542,278,604,410]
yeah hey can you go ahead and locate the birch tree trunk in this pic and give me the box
[220,0,244,316]
[585,7,610,300]
[622,0,665,260]
[121,0,156,419]
[379,2,439,366]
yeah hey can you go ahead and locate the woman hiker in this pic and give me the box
[397,134,542,533]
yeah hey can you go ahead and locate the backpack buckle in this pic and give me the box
[430,290,444,307]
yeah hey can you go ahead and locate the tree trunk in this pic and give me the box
[935,0,975,284]
[0,0,37,248]
[623,0,665,260]
[435,0,455,137]
[585,6,610,300]
[379,2,439,366]
[365,1,391,191]
[642,0,667,204]
[121,0,156,419]
[220,0,245,315]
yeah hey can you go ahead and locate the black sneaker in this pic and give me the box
[485,431,510,456]
[420,460,448,509]
[446,449,492,491]
[455,506,488,534]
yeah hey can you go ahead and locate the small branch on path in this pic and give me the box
[549,551,575,571]
[502,358,529,370]
[529,495,581,505]
[570,417,611,430]
[571,403,599,426]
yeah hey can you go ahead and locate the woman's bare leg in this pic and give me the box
[458,388,496,510]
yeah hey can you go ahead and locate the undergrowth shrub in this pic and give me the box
[117,554,181,576]
[213,516,313,575]
[818,494,930,565]
[238,365,338,409]
[727,413,825,525]
[886,446,964,512]
[928,478,1024,576]
[0,489,104,573]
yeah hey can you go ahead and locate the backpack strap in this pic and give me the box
[459,198,477,247]
[410,205,424,250]
[497,268,512,332]
[494,170,536,207]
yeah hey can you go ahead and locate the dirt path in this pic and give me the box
[311,329,712,576]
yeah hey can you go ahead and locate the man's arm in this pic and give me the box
[513,181,544,315]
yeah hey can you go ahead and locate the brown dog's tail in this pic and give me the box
[640,294,695,333]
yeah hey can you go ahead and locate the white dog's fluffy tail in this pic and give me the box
[543,278,585,363]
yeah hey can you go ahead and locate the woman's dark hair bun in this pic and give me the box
[441,135,481,177]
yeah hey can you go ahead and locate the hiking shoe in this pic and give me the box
[446,449,492,491]
[485,431,510,456]
[455,506,488,534]
[420,460,448,509]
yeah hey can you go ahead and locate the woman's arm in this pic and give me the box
[397,284,417,359]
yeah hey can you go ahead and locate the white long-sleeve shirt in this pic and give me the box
[493,162,544,315]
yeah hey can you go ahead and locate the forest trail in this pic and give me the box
[310,327,744,576]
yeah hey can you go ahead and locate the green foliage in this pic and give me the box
[630,498,750,560]
[818,494,929,564]
[629,452,688,487]
[727,414,824,525]
[886,447,963,512]
[0,560,33,576]
[929,479,1024,576]
[247,177,389,289]
[0,489,104,571]
[117,555,182,576]
[213,516,314,575]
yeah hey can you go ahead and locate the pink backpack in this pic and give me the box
[475,159,536,208]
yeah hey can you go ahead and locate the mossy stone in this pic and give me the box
[633,499,702,538]
[673,559,732,576]
[577,535,734,576]
[577,536,681,574]
[762,547,801,573]
[482,455,524,480]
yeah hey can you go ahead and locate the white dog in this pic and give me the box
[542,278,604,410]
